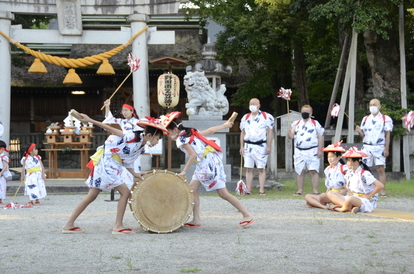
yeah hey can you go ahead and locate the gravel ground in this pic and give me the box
[1,194,414,274]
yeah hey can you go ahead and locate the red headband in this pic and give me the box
[26,143,36,155]
[123,104,134,111]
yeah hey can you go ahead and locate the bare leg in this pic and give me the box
[63,188,101,230]
[376,165,386,195]
[295,170,305,194]
[187,180,202,226]
[245,167,253,192]
[333,196,362,212]
[216,187,253,222]
[258,168,266,193]
[112,184,132,232]
[327,191,346,205]
[304,193,331,209]
[309,170,320,194]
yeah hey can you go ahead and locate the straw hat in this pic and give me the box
[322,140,346,152]
[341,146,368,158]
[137,117,169,135]
[159,111,181,128]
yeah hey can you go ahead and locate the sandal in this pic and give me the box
[27,201,34,205]
[351,207,360,214]
[313,193,320,195]
[35,201,41,205]
[379,194,388,198]
[259,192,266,196]
[293,192,302,196]
[327,204,341,211]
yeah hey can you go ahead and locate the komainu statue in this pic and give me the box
[184,71,229,116]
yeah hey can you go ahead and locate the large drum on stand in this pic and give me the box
[129,170,194,233]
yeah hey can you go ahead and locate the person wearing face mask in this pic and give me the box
[287,105,324,196]
[355,98,393,197]
[62,114,167,234]
[239,98,275,195]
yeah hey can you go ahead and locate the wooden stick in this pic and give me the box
[100,70,133,110]
[287,100,291,127]
[228,112,238,123]
[343,111,357,126]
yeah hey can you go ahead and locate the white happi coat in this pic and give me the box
[85,132,144,191]
[0,153,11,199]
[176,130,226,192]
[324,163,347,190]
[345,166,378,213]
[21,155,47,200]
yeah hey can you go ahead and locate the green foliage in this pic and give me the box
[223,177,414,199]
[309,0,409,39]
[379,92,414,137]
[11,54,30,68]
[186,0,295,106]
[308,81,333,105]
[13,14,55,29]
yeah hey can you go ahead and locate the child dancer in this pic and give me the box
[21,143,47,205]
[327,147,384,214]
[0,140,11,205]
[62,114,167,234]
[305,141,347,209]
[160,112,254,228]
[103,99,143,173]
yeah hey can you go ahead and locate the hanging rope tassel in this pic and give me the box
[0,26,148,68]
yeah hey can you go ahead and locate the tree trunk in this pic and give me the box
[293,40,309,109]
[363,29,400,103]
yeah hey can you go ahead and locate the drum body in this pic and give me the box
[129,170,194,233]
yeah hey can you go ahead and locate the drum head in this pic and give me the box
[129,170,194,233]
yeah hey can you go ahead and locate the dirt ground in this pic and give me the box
[1,194,414,274]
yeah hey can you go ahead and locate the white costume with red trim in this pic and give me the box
[104,111,143,172]
[176,130,226,192]
[324,163,347,190]
[0,153,11,200]
[291,118,324,174]
[21,155,47,201]
[240,111,274,169]
[85,132,144,191]
[344,166,378,213]
[360,112,393,167]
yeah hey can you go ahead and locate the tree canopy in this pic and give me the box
[185,0,414,128]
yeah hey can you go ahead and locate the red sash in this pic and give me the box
[180,129,222,153]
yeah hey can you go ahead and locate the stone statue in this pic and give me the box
[184,71,229,116]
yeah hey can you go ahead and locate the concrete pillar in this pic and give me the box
[392,136,400,172]
[128,14,151,171]
[128,14,150,119]
[0,11,14,145]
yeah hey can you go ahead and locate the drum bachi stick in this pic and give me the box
[228,112,238,123]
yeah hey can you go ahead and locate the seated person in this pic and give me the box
[305,141,347,209]
[327,147,384,214]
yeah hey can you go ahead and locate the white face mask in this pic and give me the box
[369,106,379,114]
[249,105,258,113]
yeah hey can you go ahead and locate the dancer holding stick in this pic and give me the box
[100,53,140,110]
